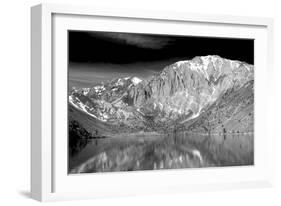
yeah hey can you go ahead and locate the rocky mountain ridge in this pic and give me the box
[69,55,254,134]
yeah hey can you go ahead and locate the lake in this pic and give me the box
[68,132,254,174]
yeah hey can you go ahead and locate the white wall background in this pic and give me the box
[0,0,280,205]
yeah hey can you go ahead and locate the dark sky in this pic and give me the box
[68,30,254,88]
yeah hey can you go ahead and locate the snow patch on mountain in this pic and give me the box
[93,85,106,94]
[175,61,188,67]
[131,77,142,85]
[115,78,125,86]
[82,88,90,95]
[69,95,107,122]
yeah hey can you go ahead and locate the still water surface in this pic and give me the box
[69,132,253,174]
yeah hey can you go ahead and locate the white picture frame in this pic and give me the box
[31,3,274,202]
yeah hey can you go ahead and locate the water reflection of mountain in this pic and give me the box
[69,132,253,173]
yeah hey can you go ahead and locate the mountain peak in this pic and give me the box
[162,55,253,81]
[174,55,222,67]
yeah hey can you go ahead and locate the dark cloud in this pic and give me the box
[89,32,174,49]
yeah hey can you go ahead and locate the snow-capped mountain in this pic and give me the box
[69,55,254,133]
[69,76,145,126]
[128,55,253,121]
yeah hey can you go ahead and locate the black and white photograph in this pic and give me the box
[68,30,254,174]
